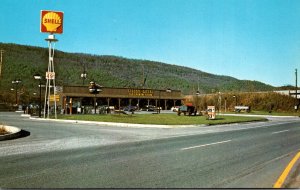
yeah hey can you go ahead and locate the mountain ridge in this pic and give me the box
[0,43,275,99]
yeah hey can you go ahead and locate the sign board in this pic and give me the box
[55,86,63,93]
[41,10,64,34]
[207,106,216,120]
[46,72,55,80]
[49,95,60,102]
[234,106,250,113]
[128,89,153,97]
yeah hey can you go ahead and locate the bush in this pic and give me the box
[192,92,296,112]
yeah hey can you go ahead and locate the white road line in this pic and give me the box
[271,129,290,134]
[181,140,232,151]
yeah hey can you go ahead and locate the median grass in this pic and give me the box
[0,124,9,135]
[57,113,267,126]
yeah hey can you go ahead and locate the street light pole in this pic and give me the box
[12,79,21,106]
[0,50,4,78]
[157,88,172,114]
[218,92,221,113]
[295,69,298,111]
[225,97,227,113]
[81,64,87,85]
[158,90,161,114]
[233,95,237,112]
[89,80,102,114]
[34,74,42,117]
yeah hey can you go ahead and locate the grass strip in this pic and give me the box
[58,114,267,126]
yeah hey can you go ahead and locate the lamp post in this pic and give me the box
[12,79,21,106]
[157,88,172,114]
[218,92,222,113]
[157,89,162,114]
[233,95,237,112]
[194,90,201,114]
[81,64,87,85]
[165,88,171,111]
[89,80,102,114]
[81,72,87,85]
[295,69,298,111]
[34,74,42,117]
[225,97,227,113]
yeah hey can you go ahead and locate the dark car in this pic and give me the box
[123,105,138,112]
[141,105,157,111]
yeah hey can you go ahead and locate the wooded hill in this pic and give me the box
[0,43,275,101]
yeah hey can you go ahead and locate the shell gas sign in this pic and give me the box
[40,10,63,34]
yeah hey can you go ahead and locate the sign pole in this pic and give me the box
[44,35,58,119]
[41,10,63,119]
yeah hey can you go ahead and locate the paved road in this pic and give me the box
[0,112,300,188]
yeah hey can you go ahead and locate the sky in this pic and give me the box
[1,0,300,87]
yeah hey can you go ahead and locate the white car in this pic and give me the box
[171,106,179,112]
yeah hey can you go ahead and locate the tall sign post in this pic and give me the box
[40,10,64,119]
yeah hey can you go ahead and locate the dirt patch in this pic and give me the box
[0,125,10,135]
[285,160,300,188]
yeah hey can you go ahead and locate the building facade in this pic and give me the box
[58,86,183,113]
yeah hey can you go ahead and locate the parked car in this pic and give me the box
[171,106,179,112]
[141,105,156,111]
[123,105,138,112]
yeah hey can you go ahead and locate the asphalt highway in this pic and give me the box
[0,112,300,188]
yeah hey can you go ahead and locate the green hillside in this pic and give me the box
[0,43,274,104]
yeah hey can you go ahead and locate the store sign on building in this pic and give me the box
[128,89,153,97]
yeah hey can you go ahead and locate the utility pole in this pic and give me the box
[0,50,4,78]
[295,69,298,111]
[141,65,146,88]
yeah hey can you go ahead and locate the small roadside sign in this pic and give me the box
[49,95,60,102]
[46,72,55,80]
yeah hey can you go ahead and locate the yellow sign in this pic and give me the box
[41,10,64,34]
[128,89,153,97]
[50,95,60,102]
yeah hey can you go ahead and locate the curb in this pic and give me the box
[0,125,22,141]
[219,113,300,118]
[28,113,297,128]
[29,117,203,128]
[21,114,31,117]
[28,115,273,128]
[274,151,300,188]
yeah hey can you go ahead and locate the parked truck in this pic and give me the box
[177,104,197,116]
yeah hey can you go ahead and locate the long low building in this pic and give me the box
[57,86,184,113]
